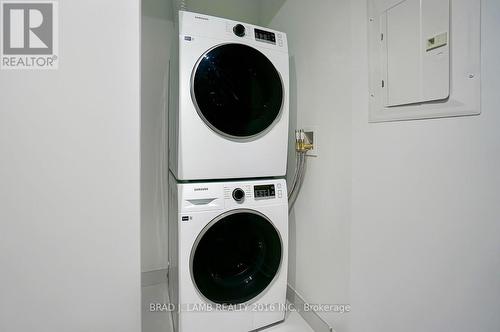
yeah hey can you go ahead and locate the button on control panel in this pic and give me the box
[255,28,276,44]
[232,188,245,202]
[233,24,246,37]
[254,184,276,199]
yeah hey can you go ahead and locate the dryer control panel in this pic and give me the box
[179,11,288,52]
[255,29,276,44]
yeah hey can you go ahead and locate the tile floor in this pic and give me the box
[142,284,313,332]
[261,310,314,332]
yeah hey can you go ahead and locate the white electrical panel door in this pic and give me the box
[420,1,450,102]
[368,0,481,122]
[382,0,449,107]
[383,0,422,106]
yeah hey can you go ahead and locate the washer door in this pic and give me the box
[191,210,282,305]
[192,43,284,139]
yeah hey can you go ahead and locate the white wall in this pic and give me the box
[0,1,141,331]
[350,0,500,331]
[266,0,500,331]
[141,0,174,273]
[265,0,352,330]
[176,0,262,25]
[259,0,286,27]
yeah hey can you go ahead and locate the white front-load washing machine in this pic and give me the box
[168,174,288,331]
[169,11,290,180]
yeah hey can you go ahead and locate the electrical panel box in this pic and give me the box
[368,0,481,122]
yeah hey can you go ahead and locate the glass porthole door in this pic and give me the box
[191,210,282,305]
[192,43,284,139]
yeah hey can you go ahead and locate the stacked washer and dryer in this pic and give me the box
[168,11,290,332]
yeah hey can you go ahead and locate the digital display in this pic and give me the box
[254,184,276,199]
[255,28,276,44]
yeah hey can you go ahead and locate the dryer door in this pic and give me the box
[191,210,282,305]
[192,43,284,140]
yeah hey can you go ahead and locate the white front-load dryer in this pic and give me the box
[168,174,288,331]
[169,11,289,180]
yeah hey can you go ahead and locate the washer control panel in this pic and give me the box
[221,180,286,208]
[254,184,276,199]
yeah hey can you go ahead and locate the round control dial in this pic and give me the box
[232,188,245,202]
[233,24,246,37]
